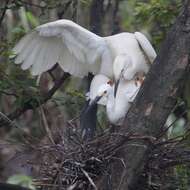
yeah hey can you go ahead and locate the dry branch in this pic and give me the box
[0,182,32,190]
[99,1,190,189]
[0,73,70,128]
[0,0,10,28]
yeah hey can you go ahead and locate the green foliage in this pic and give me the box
[174,165,190,190]
[7,174,36,190]
[53,89,85,119]
[135,0,181,45]
[0,6,42,112]
[121,0,182,47]
[80,0,91,5]
[0,64,40,108]
[1,1,190,189]
[26,12,40,28]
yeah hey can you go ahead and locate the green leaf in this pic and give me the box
[7,174,36,190]
[26,12,40,28]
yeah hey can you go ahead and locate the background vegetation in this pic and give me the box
[1,0,190,189]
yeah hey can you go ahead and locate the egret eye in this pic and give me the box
[104,90,107,94]
[107,80,113,86]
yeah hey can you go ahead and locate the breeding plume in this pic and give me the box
[13,19,156,81]
[87,74,142,125]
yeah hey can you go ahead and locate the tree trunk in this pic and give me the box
[89,0,104,35]
[80,0,104,139]
[100,0,190,189]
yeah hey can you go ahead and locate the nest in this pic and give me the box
[31,126,125,190]
[5,119,190,190]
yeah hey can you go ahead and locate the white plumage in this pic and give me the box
[87,74,110,106]
[87,74,142,125]
[13,19,156,81]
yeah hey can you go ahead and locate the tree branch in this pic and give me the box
[80,0,105,140]
[0,182,32,190]
[89,0,104,35]
[99,1,190,189]
[112,0,121,34]
[0,73,70,128]
[0,0,9,28]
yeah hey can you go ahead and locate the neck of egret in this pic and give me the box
[88,75,143,125]
[107,80,142,125]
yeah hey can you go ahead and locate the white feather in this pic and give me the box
[21,40,42,70]
[134,32,157,64]
[13,32,35,55]
[88,75,142,125]
[13,19,156,81]
[13,19,109,77]
[89,74,110,105]
[15,34,39,64]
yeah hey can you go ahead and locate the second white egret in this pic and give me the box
[87,74,143,125]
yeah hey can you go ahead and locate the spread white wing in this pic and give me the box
[13,19,111,77]
[134,32,157,64]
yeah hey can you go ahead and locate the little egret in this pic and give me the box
[12,19,156,82]
[87,74,143,125]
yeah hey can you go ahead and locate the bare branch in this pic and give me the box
[0,90,18,98]
[99,1,190,189]
[0,73,70,128]
[0,0,10,28]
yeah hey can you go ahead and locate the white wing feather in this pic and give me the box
[134,32,157,64]
[21,39,42,70]
[13,32,36,56]
[13,19,111,77]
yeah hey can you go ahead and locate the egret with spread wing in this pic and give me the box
[13,19,156,82]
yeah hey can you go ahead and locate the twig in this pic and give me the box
[104,0,112,13]
[39,105,55,145]
[0,90,18,98]
[0,111,17,128]
[81,168,98,190]
[16,0,46,9]
[0,73,70,128]
[57,0,72,19]
[159,159,190,169]
[0,0,10,28]
[156,109,187,140]
[72,0,78,22]
[112,0,121,34]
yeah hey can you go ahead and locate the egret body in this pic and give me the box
[88,75,142,125]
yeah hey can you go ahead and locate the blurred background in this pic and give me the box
[1,0,190,189]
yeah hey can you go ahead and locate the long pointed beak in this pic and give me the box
[114,78,120,97]
[114,69,124,97]
[86,95,102,113]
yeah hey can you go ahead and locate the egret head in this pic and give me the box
[97,81,113,97]
[86,81,113,112]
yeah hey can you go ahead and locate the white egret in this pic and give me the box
[12,19,156,82]
[87,74,143,125]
